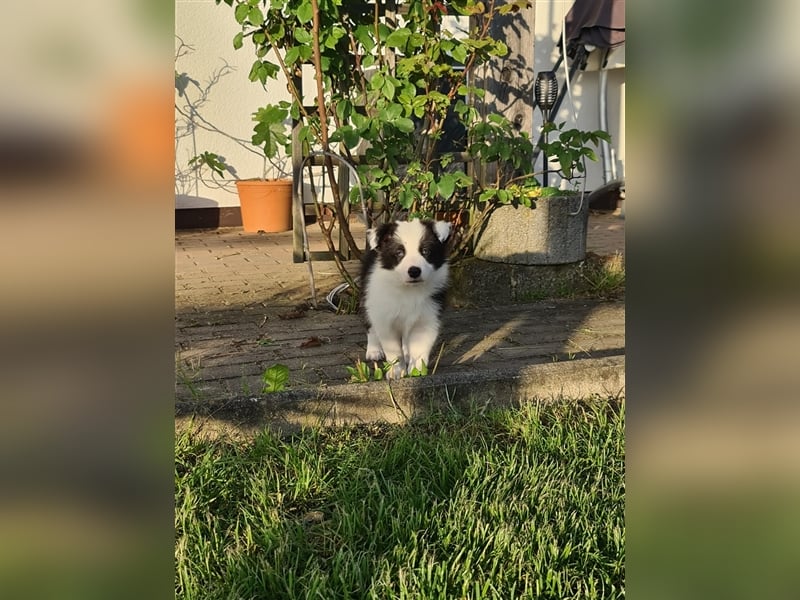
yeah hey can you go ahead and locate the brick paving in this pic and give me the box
[175,211,625,403]
[586,210,625,257]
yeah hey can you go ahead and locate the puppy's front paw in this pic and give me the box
[408,357,429,375]
[385,361,406,380]
[365,347,385,362]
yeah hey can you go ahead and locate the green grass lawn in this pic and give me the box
[175,399,625,599]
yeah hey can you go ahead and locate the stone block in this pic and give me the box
[474,196,589,265]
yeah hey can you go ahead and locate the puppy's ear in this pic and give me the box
[367,223,396,250]
[433,220,451,243]
[367,228,379,250]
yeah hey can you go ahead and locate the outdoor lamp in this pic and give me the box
[534,70,558,114]
[534,70,558,186]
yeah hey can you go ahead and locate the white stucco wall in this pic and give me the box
[175,1,625,209]
[534,0,626,189]
[175,0,292,209]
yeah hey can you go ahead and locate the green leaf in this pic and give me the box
[252,105,289,157]
[248,60,262,83]
[351,112,367,130]
[261,364,289,393]
[479,189,497,202]
[408,32,426,50]
[343,129,360,149]
[233,32,244,50]
[354,25,375,51]
[189,152,229,177]
[266,21,285,43]
[490,40,509,57]
[234,2,250,24]
[247,5,264,25]
[370,73,385,91]
[333,126,360,149]
[298,45,313,61]
[454,171,474,188]
[560,156,572,176]
[386,103,402,120]
[437,174,456,199]
[335,99,352,123]
[294,27,312,44]
[298,125,314,143]
[394,118,415,134]
[518,196,533,208]
[284,46,300,65]
[386,28,411,49]
[541,121,558,135]
[451,44,469,64]
[428,180,438,198]
[297,0,313,24]
[262,61,279,79]
[595,130,612,143]
[397,187,415,209]
[383,79,396,100]
[253,104,288,125]
[324,25,347,49]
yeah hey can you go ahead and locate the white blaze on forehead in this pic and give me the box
[393,219,425,245]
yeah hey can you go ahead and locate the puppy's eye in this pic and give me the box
[420,247,430,258]
[395,248,405,260]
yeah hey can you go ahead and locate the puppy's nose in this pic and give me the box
[408,266,421,279]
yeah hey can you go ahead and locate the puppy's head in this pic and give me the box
[367,219,451,284]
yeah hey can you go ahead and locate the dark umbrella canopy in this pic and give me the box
[564,0,625,49]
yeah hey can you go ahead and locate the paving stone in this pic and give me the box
[175,212,625,410]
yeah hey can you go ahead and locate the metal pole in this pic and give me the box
[598,50,613,184]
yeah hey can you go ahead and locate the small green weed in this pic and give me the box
[346,359,391,382]
[346,350,440,381]
[407,360,428,377]
[581,253,625,298]
[261,363,289,393]
[334,286,360,315]
[176,355,203,400]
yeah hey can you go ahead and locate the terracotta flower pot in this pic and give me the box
[235,179,293,233]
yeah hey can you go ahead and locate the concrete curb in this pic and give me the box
[175,354,624,430]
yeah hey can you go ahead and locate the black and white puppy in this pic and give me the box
[360,218,451,379]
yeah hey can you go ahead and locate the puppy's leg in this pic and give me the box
[373,326,405,379]
[365,327,385,362]
[405,319,440,374]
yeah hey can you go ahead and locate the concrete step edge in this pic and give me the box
[176,354,625,429]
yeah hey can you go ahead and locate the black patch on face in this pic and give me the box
[376,225,407,271]
[360,222,397,285]
[419,220,447,268]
